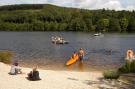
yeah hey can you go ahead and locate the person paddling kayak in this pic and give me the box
[71,51,78,59]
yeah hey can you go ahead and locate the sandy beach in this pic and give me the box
[0,62,130,89]
[0,62,102,89]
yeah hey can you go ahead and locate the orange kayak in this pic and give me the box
[66,56,78,66]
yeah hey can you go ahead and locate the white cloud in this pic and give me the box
[0,0,48,5]
[0,0,135,11]
[74,0,134,10]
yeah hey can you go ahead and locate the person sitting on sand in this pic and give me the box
[78,48,84,62]
[9,61,22,75]
[27,66,41,81]
[126,48,134,62]
[9,64,17,75]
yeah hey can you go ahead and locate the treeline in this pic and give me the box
[0,4,135,32]
[0,4,44,11]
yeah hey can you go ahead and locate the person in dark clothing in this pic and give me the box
[28,67,41,81]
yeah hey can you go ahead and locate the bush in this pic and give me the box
[118,61,135,73]
[103,69,120,79]
[0,51,13,64]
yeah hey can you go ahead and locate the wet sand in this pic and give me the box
[18,59,122,72]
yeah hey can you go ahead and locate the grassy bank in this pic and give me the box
[0,51,13,64]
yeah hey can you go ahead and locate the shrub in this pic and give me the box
[103,69,120,79]
[118,61,135,73]
[0,51,13,64]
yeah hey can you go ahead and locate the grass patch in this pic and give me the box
[0,51,13,64]
[118,61,135,73]
[103,69,120,79]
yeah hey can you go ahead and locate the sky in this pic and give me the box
[0,0,135,11]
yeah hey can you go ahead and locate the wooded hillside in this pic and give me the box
[0,4,135,32]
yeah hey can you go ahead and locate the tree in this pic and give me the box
[109,18,121,32]
[58,23,68,31]
[97,19,109,32]
[31,20,44,31]
[119,18,128,32]
[127,18,135,32]
[68,18,87,31]
[82,11,93,31]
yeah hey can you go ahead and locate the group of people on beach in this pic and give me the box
[126,48,135,62]
[71,48,85,62]
[9,61,41,81]
[8,48,85,81]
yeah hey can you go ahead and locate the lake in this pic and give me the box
[0,32,135,71]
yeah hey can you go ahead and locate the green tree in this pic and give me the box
[31,20,44,31]
[68,18,87,31]
[119,18,128,32]
[58,23,68,31]
[97,19,109,32]
[82,11,93,31]
[109,18,121,32]
[127,18,135,32]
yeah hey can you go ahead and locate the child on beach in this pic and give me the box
[9,61,22,75]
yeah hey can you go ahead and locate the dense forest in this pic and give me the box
[0,4,135,32]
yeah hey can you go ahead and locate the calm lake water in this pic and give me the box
[0,32,135,71]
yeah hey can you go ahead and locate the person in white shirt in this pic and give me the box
[9,65,17,75]
[9,61,22,75]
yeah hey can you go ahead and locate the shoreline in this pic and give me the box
[18,59,123,72]
[19,62,122,72]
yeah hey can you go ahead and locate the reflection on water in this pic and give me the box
[78,61,84,71]
[66,61,84,71]
[0,32,135,71]
[67,64,72,71]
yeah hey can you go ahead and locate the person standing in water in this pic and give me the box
[78,48,84,62]
[126,48,134,62]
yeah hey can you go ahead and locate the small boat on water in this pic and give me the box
[94,33,104,36]
[51,36,69,44]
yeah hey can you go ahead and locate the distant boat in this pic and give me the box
[51,36,69,44]
[94,33,103,36]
